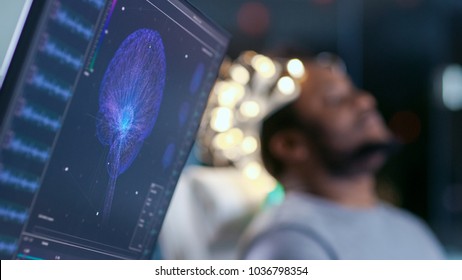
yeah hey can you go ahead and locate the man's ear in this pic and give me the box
[268,129,309,164]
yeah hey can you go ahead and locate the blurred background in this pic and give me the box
[160,0,462,260]
[1,0,461,259]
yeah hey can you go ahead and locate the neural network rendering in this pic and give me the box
[96,29,166,221]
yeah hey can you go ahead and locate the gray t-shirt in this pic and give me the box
[240,191,445,259]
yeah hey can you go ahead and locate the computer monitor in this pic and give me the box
[0,0,229,259]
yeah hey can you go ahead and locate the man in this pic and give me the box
[239,59,445,259]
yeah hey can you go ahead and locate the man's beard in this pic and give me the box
[319,140,401,177]
[298,119,401,177]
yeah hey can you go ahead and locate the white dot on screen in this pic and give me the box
[105,30,109,34]
[64,167,69,172]
[122,6,125,11]
[185,54,189,59]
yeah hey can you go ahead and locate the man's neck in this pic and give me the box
[281,171,378,208]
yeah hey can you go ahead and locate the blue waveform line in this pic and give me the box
[0,169,39,192]
[8,138,50,162]
[17,253,44,260]
[0,205,28,224]
[42,39,83,70]
[54,8,93,40]
[83,0,105,9]
[30,72,72,101]
[20,104,61,131]
[0,240,17,255]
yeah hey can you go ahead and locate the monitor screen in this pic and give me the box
[0,0,229,259]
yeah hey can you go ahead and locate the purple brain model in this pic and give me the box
[96,29,166,221]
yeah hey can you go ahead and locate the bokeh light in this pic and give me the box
[215,81,245,107]
[237,2,270,37]
[287,58,305,79]
[239,100,261,118]
[229,64,250,85]
[251,54,276,78]
[442,64,462,111]
[277,76,296,95]
[243,161,262,180]
[210,107,234,132]
[241,136,258,154]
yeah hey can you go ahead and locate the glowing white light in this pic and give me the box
[239,50,257,65]
[241,136,258,154]
[64,167,69,172]
[442,64,462,111]
[277,76,296,95]
[216,81,245,107]
[213,133,229,150]
[287,58,305,79]
[228,128,244,143]
[210,107,233,132]
[243,161,262,180]
[229,64,250,84]
[251,54,276,78]
[223,149,240,160]
[213,128,244,150]
[239,100,261,118]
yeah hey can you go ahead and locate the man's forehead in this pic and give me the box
[302,61,347,82]
[299,63,347,96]
[291,62,352,117]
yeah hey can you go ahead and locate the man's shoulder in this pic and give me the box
[239,202,336,259]
[378,202,430,230]
[239,196,446,259]
[238,193,336,259]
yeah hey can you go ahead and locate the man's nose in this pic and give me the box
[353,90,377,111]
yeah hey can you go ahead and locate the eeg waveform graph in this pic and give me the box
[0,169,40,192]
[96,29,166,222]
[18,103,61,132]
[0,202,28,224]
[6,136,50,163]
[29,71,72,101]
[0,238,17,255]
[83,0,105,10]
[40,37,83,70]
[52,5,94,41]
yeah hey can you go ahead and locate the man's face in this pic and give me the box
[292,63,394,175]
